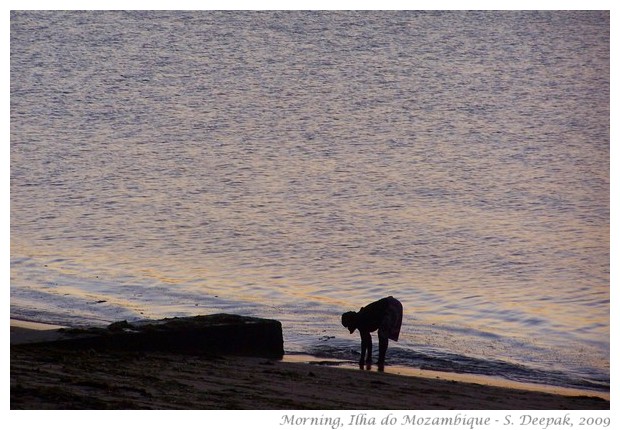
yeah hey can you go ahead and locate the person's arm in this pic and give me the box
[359,331,372,367]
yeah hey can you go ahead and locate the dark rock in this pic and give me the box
[26,314,284,359]
[107,320,132,331]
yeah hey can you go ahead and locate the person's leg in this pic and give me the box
[360,331,372,368]
[377,333,388,372]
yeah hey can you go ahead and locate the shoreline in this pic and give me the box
[11,318,610,400]
[10,318,609,409]
[282,354,610,402]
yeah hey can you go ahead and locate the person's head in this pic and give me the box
[341,311,358,334]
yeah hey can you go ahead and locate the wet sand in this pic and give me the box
[10,321,609,410]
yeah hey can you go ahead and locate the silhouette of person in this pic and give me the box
[341,296,403,371]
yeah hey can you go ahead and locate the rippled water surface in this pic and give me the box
[10,11,609,392]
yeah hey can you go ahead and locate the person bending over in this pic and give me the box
[341,296,403,371]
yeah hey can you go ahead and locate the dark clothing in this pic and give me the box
[356,296,403,341]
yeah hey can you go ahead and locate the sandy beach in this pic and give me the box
[10,321,609,410]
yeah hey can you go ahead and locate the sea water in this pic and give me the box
[10,11,609,393]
